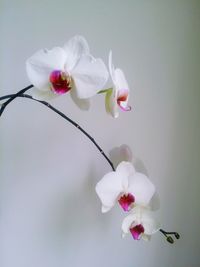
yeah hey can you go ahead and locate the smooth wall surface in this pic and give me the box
[0,1,200,267]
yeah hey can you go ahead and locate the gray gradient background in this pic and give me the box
[0,0,200,267]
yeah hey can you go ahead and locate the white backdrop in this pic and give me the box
[0,1,200,267]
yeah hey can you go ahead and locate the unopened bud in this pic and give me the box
[166,236,174,244]
[175,233,180,239]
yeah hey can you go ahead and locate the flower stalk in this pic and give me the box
[159,229,180,244]
[0,90,115,171]
[0,84,33,117]
[0,90,179,244]
[0,35,180,245]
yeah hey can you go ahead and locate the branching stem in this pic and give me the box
[159,228,180,244]
[0,85,33,116]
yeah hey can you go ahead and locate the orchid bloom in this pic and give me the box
[95,161,155,213]
[105,51,131,118]
[122,207,160,241]
[26,35,108,100]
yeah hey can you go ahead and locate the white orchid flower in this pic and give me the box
[105,51,131,118]
[122,206,160,241]
[95,161,155,213]
[26,35,108,100]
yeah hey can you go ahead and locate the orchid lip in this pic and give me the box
[117,89,131,112]
[117,89,129,102]
[118,193,135,211]
[118,104,131,112]
[130,224,145,240]
[49,70,72,95]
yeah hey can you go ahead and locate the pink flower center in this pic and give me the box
[118,193,135,211]
[117,93,128,102]
[49,70,72,95]
[130,224,145,240]
[117,90,131,112]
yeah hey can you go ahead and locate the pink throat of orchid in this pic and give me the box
[130,224,145,240]
[117,90,131,112]
[118,193,135,211]
[49,70,72,95]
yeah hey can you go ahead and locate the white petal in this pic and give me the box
[26,47,67,90]
[141,210,160,235]
[142,234,151,241]
[95,172,124,212]
[108,50,115,82]
[72,55,109,98]
[128,173,155,206]
[121,213,137,234]
[116,161,135,177]
[63,35,89,72]
[114,68,130,109]
[122,232,127,238]
[70,88,90,110]
[116,161,135,191]
[106,52,119,118]
[105,88,119,118]
[101,205,111,213]
[114,68,129,91]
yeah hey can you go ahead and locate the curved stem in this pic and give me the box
[0,92,115,171]
[0,90,180,243]
[159,229,180,237]
[0,85,33,117]
[0,94,14,101]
